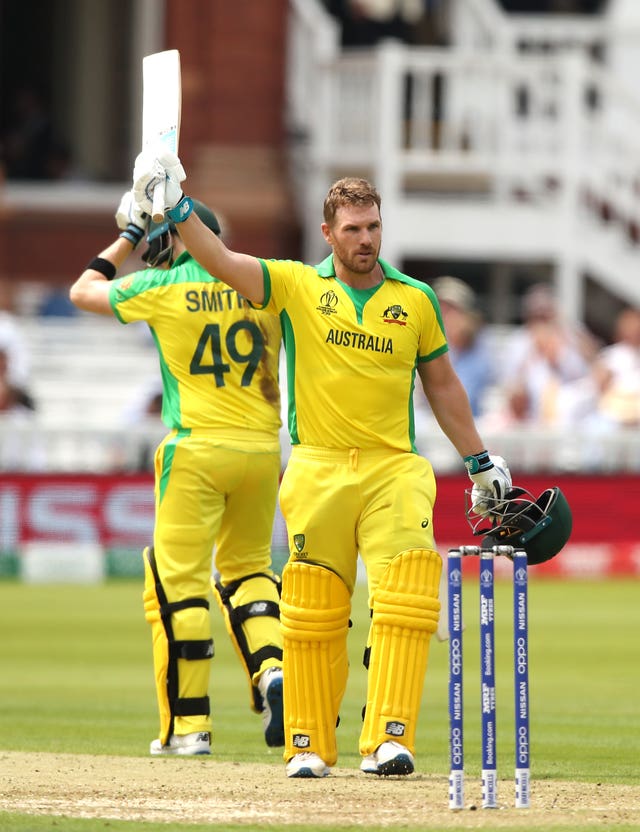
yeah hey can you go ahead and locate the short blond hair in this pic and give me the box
[323,177,381,225]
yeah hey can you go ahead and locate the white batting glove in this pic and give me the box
[132,145,186,215]
[115,190,148,247]
[115,190,147,231]
[464,451,512,518]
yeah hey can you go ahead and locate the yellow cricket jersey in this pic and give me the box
[109,252,281,440]
[256,254,448,452]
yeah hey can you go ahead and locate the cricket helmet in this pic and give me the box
[142,199,221,267]
[466,486,572,565]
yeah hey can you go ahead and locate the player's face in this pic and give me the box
[322,203,382,275]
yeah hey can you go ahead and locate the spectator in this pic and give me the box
[0,349,34,417]
[38,288,79,317]
[592,306,640,428]
[412,0,450,46]
[0,347,43,471]
[122,375,163,426]
[324,0,422,47]
[431,276,495,418]
[0,279,35,408]
[121,375,164,470]
[497,282,599,428]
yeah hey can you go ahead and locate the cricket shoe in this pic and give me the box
[360,741,414,776]
[258,666,284,747]
[285,752,330,778]
[149,731,211,756]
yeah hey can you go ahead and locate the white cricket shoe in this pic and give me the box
[285,752,330,778]
[360,741,414,776]
[257,666,284,747]
[149,731,211,756]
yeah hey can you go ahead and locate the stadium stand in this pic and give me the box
[0,314,165,472]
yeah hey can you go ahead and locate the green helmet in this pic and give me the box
[480,486,573,565]
[143,199,221,267]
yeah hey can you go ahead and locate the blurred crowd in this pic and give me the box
[2,272,639,450]
[0,281,36,421]
[321,0,606,50]
[426,276,640,436]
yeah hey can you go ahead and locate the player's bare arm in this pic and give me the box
[175,212,264,305]
[417,353,486,457]
[69,236,134,315]
[419,354,512,514]
[70,190,148,315]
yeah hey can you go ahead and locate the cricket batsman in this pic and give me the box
[130,149,511,778]
[69,192,284,755]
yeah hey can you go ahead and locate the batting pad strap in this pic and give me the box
[162,597,210,617]
[230,599,280,626]
[212,572,283,713]
[216,571,281,603]
[173,639,215,660]
[252,644,283,666]
[173,695,211,717]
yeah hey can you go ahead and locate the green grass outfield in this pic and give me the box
[0,576,638,831]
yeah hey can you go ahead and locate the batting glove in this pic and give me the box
[115,190,148,248]
[132,145,186,215]
[465,451,512,518]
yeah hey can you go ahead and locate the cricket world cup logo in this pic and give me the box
[449,567,462,588]
[480,568,493,587]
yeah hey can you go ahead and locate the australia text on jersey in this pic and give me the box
[326,329,393,353]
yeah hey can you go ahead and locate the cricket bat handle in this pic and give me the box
[151,179,166,224]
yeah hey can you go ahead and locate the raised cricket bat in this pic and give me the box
[142,49,182,223]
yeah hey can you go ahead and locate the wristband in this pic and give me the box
[119,223,145,248]
[463,450,492,475]
[86,256,116,280]
[167,195,193,224]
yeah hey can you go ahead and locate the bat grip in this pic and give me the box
[151,179,166,224]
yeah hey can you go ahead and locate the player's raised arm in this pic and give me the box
[132,147,265,305]
[70,191,147,315]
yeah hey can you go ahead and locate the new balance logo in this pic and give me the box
[248,602,268,614]
[292,734,311,748]
[385,721,405,737]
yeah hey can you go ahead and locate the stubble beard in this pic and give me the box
[343,247,379,275]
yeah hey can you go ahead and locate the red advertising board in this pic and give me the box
[434,473,640,577]
[1,472,639,577]
[0,474,156,548]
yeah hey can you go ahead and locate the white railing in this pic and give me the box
[0,421,167,473]
[286,0,640,321]
[2,420,640,474]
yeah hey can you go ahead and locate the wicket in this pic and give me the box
[447,545,530,810]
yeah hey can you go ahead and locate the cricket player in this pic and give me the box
[131,151,511,778]
[69,192,285,755]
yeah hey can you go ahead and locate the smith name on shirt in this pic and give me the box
[185,288,248,313]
